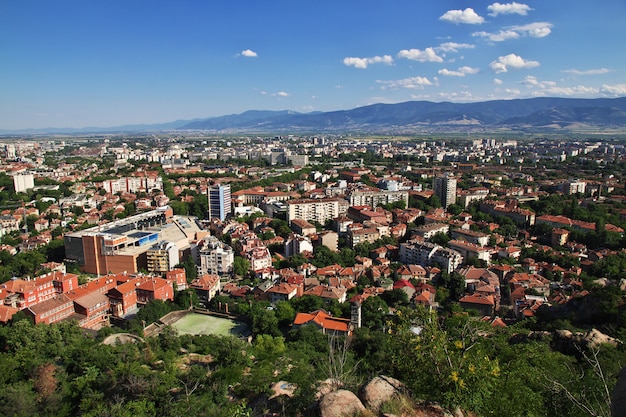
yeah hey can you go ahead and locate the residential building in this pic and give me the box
[433,173,457,208]
[558,179,586,195]
[268,283,299,303]
[287,198,347,225]
[146,241,180,273]
[102,175,163,194]
[284,234,314,257]
[190,274,221,305]
[136,278,174,305]
[447,239,492,265]
[290,218,317,236]
[348,227,380,247]
[293,309,353,335]
[451,228,490,246]
[208,183,232,221]
[247,246,272,272]
[412,223,450,240]
[311,230,339,252]
[13,173,34,193]
[399,240,463,274]
[197,236,234,277]
[165,268,188,290]
[347,188,409,209]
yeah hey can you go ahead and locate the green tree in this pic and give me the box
[233,256,250,277]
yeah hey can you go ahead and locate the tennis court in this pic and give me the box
[170,312,249,337]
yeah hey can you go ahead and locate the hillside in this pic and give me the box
[2,97,626,135]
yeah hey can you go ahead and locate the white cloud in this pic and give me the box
[487,2,533,17]
[377,76,432,90]
[521,75,556,89]
[520,76,602,96]
[437,42,475,53]
[241,49,258,58]
[439,8,485,24]
[472,30,520,42]
[275,91,289,97]
[397,47,443,62]
[343,55,394,69]
[510,22,552,38]
[438,66,479,77]
[601,84,626,96]
[473,22,552,43]
[490,54,539,73]
[494,78,503,85]
[563,68,611,75]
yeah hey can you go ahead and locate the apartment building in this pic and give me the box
[399,240,463,274]
[287,198,347,225]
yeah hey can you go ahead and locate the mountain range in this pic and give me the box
[3,97,626,135]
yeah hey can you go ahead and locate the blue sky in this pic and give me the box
[1,0,625,130]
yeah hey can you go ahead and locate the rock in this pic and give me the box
[552,328,621,355]
[582,328,620,349]
[315,378,344,400]
[359,375,406,412]
[612,367,626,417]
[593,278,609,287]
[318,390,366,417]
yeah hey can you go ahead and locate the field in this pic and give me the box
[170,313,249,337]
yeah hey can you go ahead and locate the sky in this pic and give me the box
[1,0,626,130]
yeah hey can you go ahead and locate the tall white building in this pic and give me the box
[434,173,457,208]
[208,184,232,221]
[198,236,234,277]
[13,173,34,193]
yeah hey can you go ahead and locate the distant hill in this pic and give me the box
[2,97,626,135]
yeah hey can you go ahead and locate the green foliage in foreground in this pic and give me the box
[0,308,623,417]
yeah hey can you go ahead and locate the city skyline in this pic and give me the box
[1,0,625,130]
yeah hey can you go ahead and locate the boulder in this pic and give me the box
[552,328,621,354]
[318,390,365,417]
[359,375,406,411]
[315,378,344,400]
[582,328,620,349]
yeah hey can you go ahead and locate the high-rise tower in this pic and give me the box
[433,173,457,208]
[207,183,232,221]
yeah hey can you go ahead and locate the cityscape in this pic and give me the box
[0,131,625,415]
[2,0,626,416]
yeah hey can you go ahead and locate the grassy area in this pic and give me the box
[170,313,249,337]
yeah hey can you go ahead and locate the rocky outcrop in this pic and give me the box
[313,377,474,417]
[359,375,406,412]
[552,328,621,355]
[318,390,365,417]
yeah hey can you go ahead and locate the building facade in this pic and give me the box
[433,173,457,208]
[208,184,232,221]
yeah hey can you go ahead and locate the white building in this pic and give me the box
[399,240,463,274]
[284,234,314,257]
[198,235,234,277]
[347,189,409,209]
[287,198,347,225]
[13,173,34,193]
